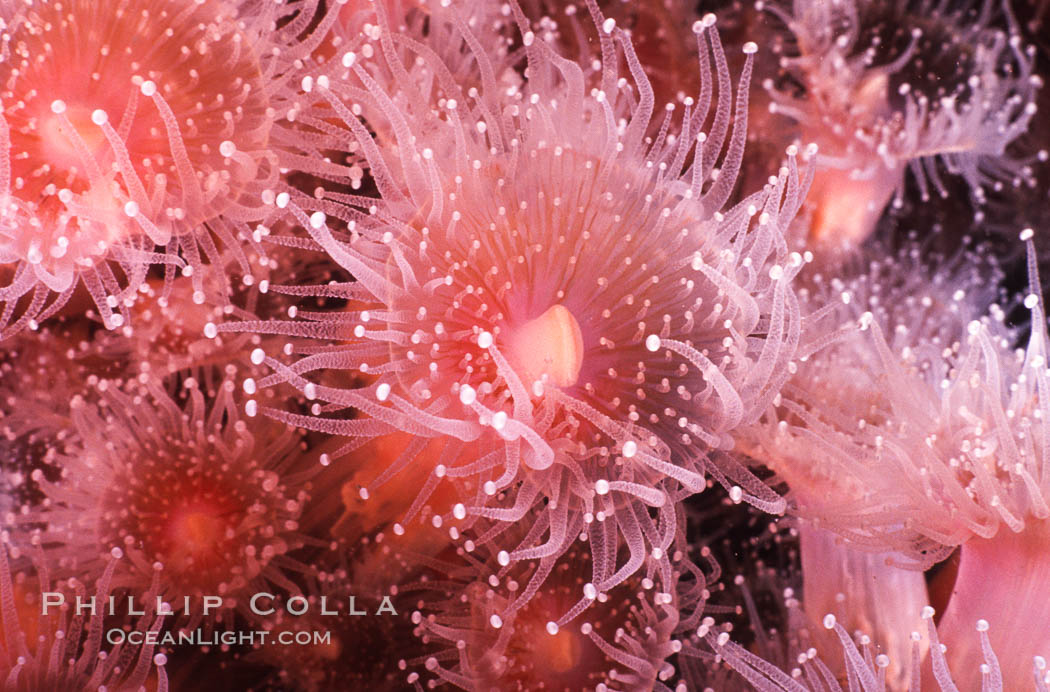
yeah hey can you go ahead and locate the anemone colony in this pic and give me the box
[0,0,1049,690]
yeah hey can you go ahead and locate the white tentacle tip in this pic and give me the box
[458,384,477,406]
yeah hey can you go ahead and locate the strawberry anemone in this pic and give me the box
[0,540,168,691]
[0,0,335,336]
[695,598,1047,691]
[761,0,1041,256]
[407,518,712,691]
[14,377,320,627]
[747,236,1050,689]
[223,2,809,595]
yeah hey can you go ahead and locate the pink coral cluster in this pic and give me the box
[0,0,1049,690]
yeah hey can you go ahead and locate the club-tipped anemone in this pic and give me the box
[676,555,1045,691]
[0,319,136,515]
[93,247,290,391]
[747,235,1050,689]
[407,533,709,691]
[695,603,1049,691]
[0,0,334,337]
[763,245,1031,558]
[599,0,706,113]
[286,0,519,186]
[748,240,1014,562]
[221,0,810,595]
[761,0,1041,256]
[0,539,169,691]
[12,376,321,627]
[524,0,707,125]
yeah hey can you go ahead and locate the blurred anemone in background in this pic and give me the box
[0,541,169,691]
[12,377,323,630]
[760,0,1041,258]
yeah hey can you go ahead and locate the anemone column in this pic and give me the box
[934,519,1050,690]
[800,524,930,687]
